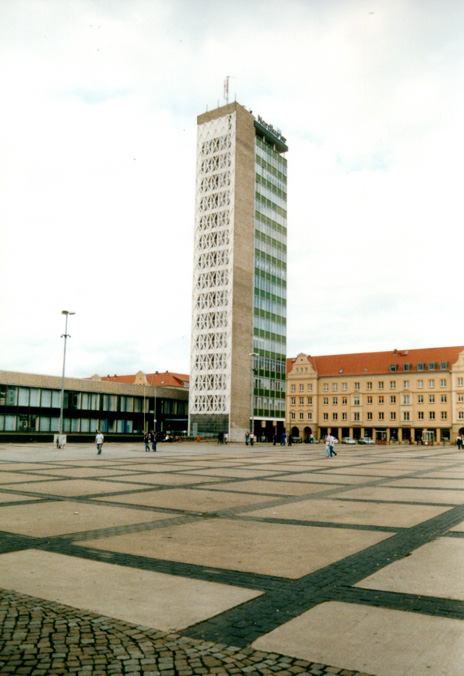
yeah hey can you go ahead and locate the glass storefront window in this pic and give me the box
[41,390,52,407]
[30,389,40,406]
[5,415,16,430]
[7,387,17,406]
[81,418,90,433]
[39,417,50,431]
[18,388,30,406]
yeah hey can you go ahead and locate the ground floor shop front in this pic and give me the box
[290,425,459,444]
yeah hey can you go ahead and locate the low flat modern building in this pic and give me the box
[0,370,189,442]
[286,347,464,444]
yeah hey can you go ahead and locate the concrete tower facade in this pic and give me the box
[189,102,287,442]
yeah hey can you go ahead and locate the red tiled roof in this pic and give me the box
[100,372,189,387]
[146,372,189,387]
[287,346,464,377]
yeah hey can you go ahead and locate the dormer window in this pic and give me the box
[389,364,398,372]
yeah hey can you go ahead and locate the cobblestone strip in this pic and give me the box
[0,588,375,676]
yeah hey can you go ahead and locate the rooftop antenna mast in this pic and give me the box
[224,75,230,104]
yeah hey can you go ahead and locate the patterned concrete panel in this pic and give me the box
[246,498,448,528]
[77,519,390,578]
[0,500,170,537]
[341,486,464,504]
[198,479,331,496]
[94,486,277,511]
[356,537,464,601]
[252,601,464,676]
[0,550,261,631]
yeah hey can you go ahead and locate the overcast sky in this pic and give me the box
[1,0,463,379]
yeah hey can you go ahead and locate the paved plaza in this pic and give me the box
[0,440,463,675]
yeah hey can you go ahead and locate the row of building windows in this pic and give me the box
[0,386,188,416]
[290,411,463,421]
[0,415,139,434]
[291,393,464,405]
[255,139,287,175]
[293,362,450,375]
[290,378,464,392]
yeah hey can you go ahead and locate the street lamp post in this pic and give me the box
[57,310,75,448]
[249,352,258,439]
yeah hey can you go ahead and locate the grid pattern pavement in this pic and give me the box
[0,441,463,675]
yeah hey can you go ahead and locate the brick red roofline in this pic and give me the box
[95,371,189,387]
[287,346,464,377]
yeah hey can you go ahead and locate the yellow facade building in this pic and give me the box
[286,346,464,444]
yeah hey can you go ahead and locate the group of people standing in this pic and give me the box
[144,431,157,452]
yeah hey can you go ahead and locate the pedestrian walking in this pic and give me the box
[245,431,250,446]
[280,432,287,446]
[325,433,337,457]
[95,430,104,455]
[144,432,150,452]
[250,432,255,447]
[150,430,157,452]
[457,435,462,450]
[325,434,331,457]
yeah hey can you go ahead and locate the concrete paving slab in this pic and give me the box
[25,467,142,478]
[0,472,61,484]
[78,519,390,578]
[384,477,464,488]
[180,467,284,477]
[422,470,464,479]
[0,549,261,632]
[341,485,464,504]
[201,479,331,496]
[324,467,419,476]
[4,478,156,497]
[0,463,67,470]
[450,519,464,532]
[94,486,276,510]
[268,472,375,483]
[100,472,221,485]
[356,537,464,601]
[0,492,38,503]
[0,499,171,536]
[252,601,464,676]
[246,498,448,527]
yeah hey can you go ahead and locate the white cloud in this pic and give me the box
[1,0,463,379]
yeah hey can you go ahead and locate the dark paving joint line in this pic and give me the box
[182,503,464,646]
[337,586,464,620]
[231,514,400,533]
[38,540,293,593]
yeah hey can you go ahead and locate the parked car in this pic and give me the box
[291,436,303,443]
[304,436,319,443]
[359,437,375,445]
[342,437,356,445]
[332,437,339,444]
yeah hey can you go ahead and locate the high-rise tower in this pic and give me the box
[189,102,287,443]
